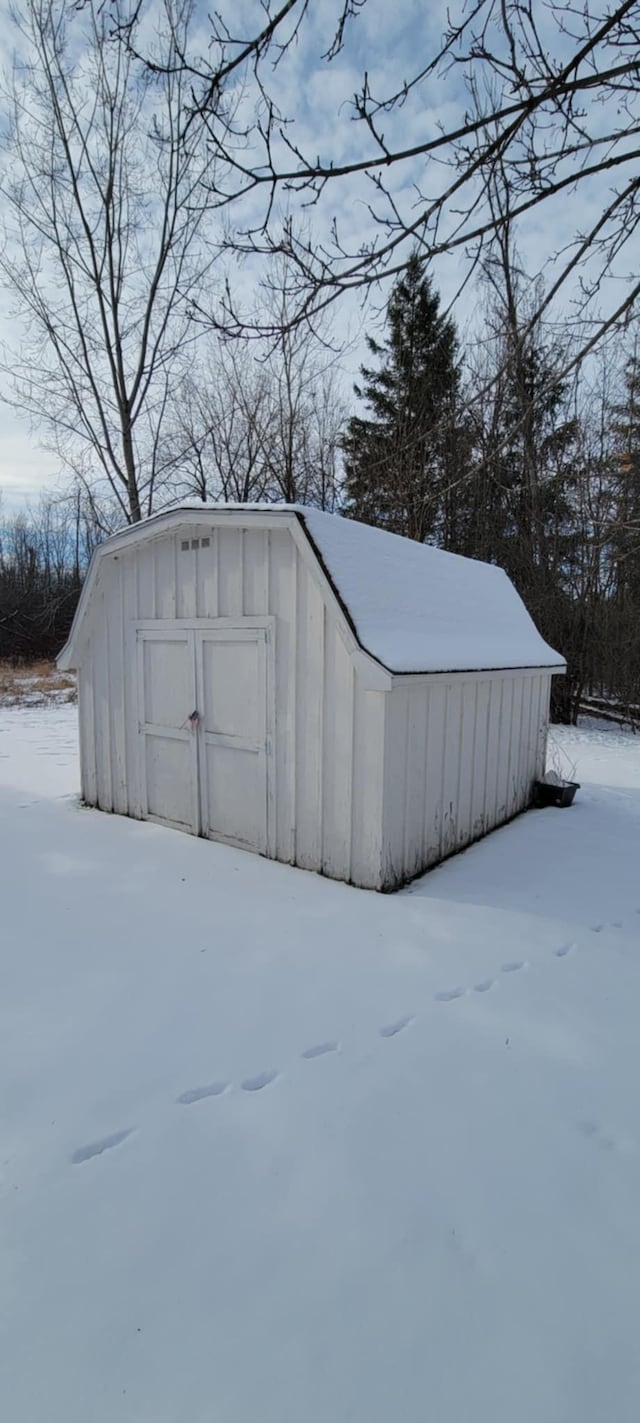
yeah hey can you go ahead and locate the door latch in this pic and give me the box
[187,709,200,731]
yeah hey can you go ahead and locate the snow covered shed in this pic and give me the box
[59,505,565,890]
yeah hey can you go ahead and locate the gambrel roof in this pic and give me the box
[59,504,565,675]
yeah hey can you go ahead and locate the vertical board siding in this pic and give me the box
[197,528,218,618]
[154,536,176,619]
[122,550,142,817]
[424,683,447,866]
[194,523,217,611]
[136,544,156,619]
[403,686,429,880]
[534,677,544,776]
[507,679,524,816]
[321,625,354,882]
[536,676,550,778]
[470,680,491,840]
[350,685,385,888]
[294,555,324,870]
[106,560,128,814]
[381,686,410,886]
[532,676,544,779]
[270,530,297,863]
[380,669,552,887]
[519,678,532,806]
[217,527,243,617]
[320,617,336,874]
[92,592,113,812]
[177,539,197,619]
[517,676,530,797]
[441,683,462,858]
[494,678,513,823]
[456,682,477,848]
[515,679,528,808]
[78,660,97,806]
[484,679,502,831]
[521,677,537,799]
[535,676,547,779]
[242,529,269,615]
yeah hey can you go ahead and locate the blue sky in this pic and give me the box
[0,0,636,511]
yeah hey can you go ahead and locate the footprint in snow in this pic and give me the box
[72,1128,134,1164]
[241,1070,278,1093]
[474,978,495,993]
[379,1016,414,1038]
[501,960,526,974]
[301,1041,340,1059]
[591,924,604,934]
[554,942,575,958]
[176,1083,229,1105]
[435,987,465,1002]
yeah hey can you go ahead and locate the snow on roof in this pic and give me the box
[296,508,564,673]
[61,502,564,674]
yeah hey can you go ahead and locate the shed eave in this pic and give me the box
[387,659,567,681]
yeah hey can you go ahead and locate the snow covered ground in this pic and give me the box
[1,706,640,1423]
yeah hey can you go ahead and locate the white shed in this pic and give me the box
[59,505,565,890]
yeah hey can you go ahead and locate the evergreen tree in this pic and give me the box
[342,254,461,543]
[601,347,640,712]
[475,338,578,596]
[609,348,640,607]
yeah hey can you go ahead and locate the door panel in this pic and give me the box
[136,622,271,853]
[200,635,263,743]
[137,630,199,833]
[201,742,266,851]
[145,735,194,828]
[142,637,192,729]
[196,629,269,853]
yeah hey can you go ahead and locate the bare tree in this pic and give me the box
[249,277,346,508]
[0,0,220,524]
[112,0,640,360]
[0,484,99,659]
[167,282,346,510]
[170,343,274,504]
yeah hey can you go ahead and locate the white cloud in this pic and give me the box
[0,426,59,507]
[1,0,637,508]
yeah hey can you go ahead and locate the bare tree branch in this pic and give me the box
[0,0,220,522]
[114,0,640,363]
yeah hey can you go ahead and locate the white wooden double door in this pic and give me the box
[137,620,272,852]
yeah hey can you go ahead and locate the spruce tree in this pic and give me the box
[610,350,640,607]
[604,349,640,713]
[342,254,461,543]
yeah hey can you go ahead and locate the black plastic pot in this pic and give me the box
[533,779,580,808]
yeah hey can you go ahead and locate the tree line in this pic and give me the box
[0,490,100,662]
[0,1,639,723]
[3,244,639,726]
[342,249,640,725]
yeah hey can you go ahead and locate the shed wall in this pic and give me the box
[381,670,550,888]
[74,516,554,893]
[78,522,386,889]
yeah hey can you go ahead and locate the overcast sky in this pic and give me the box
[0,0,634,513]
